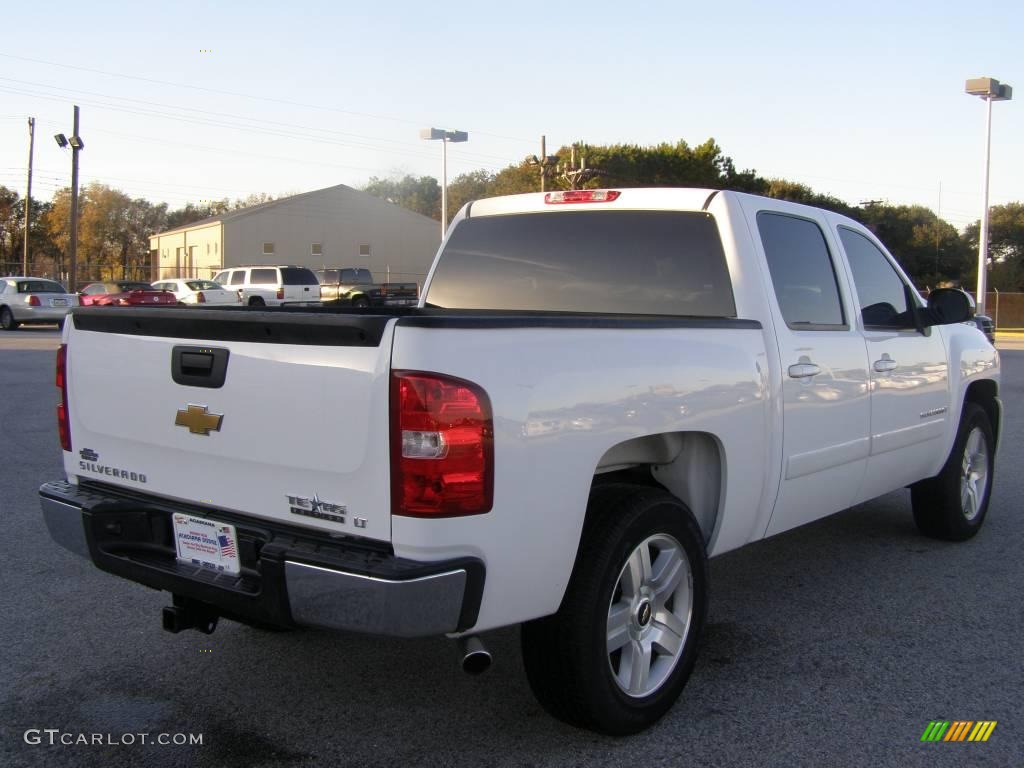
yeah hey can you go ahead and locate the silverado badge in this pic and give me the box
[174,404,224,436]
[287,494,347,525]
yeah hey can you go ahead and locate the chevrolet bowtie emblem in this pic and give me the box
[174,404,224,436]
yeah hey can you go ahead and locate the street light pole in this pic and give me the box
[441,135,449,237]
[977,95,992,315]
[965,77,1012,316]
[69,105,81,293]
[420,128,468,238]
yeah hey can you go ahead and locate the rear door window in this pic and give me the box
[341,268,372,284]
[757,212,846,329]
[426,211,736,316]
[281,267,318,285]
[250,268,278,285]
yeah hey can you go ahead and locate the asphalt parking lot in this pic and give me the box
[1,327,1020,768]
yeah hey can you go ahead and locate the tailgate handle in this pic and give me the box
[172,346,229,389]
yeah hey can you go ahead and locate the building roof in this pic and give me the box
[150,183,434,238]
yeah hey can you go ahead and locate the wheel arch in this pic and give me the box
[592,431,725,546]
[964,378,1001,448]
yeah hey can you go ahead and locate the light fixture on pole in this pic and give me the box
[420,127,468,238]
[964,77,1012,315]
[54,105,84,292]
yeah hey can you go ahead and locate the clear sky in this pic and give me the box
[1,0,1020,232]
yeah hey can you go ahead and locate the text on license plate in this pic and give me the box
[51,299,67,306]
[172,514,240,575]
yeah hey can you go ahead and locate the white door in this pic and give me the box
[832,225,949,502]
[744,205,872,537]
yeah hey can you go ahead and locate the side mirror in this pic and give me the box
[923,288,974,326]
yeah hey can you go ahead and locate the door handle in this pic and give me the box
[873,357,898,373]
[788,362,821,379]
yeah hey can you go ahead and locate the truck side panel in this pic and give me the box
[389,323,771,633]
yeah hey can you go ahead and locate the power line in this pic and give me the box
[0,85,511,171]
[0,77,518,167]
[0,52,537,145]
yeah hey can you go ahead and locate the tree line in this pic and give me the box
[2,137,1022,290]
[365,139,1024,292]
[0,186,275,282]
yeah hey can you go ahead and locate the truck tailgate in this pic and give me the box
[63,309,395,543]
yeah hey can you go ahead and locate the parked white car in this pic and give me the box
[0,277,78,329]
[151,279,240,306]
[41,188,1000,735]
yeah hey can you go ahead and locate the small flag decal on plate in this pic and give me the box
[218,527,237,558]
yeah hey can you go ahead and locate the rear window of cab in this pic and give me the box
[426,211,735,317]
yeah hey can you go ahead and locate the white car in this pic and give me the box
[0,277,79,329]
[151,279,240,306]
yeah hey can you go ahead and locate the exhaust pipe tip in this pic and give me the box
[458,635,492,675]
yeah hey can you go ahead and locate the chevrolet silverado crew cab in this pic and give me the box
[40,188,1000,735]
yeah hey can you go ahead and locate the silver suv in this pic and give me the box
[212,266,321,306]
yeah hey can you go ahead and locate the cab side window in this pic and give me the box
[838,227,915,329]
[229,271,246,286]
[757,212,846,329]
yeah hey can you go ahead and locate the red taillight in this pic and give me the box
[277,287,285,300]
[56,344,71,451]
[28,295,41,306]
[390,371,493,517]
[544,189,621,204]
[196,291,206,303]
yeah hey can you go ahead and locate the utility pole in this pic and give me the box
[527,135,558,192]
[558,143,603,190]
[23,117,35,275]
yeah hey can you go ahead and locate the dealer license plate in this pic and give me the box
[172,514,240,575]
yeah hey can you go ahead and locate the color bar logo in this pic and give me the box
[921,720,997,742]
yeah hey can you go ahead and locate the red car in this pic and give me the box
[79,281,178,307]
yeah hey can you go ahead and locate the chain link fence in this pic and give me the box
[985,292,1024,330]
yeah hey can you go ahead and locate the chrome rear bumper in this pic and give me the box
[40,481,483,637]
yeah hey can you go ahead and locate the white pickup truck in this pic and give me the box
[40,188,1000,735]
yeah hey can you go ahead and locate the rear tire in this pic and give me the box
[352,297,370,309]
[521,483,707,735]
[0,307,19,330]
[911,403,994,541]
[248,296,265,307]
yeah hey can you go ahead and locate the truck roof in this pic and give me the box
[462,188,863,231]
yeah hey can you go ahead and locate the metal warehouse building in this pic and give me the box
[149,183,441,284]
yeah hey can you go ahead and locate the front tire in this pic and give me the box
[521,483,708,735]
[911,402,994,541]
[0,306,19,330]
